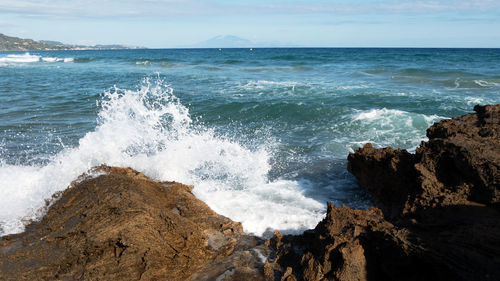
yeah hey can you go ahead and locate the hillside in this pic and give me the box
[0,33,69,51]
[0,33,145,51]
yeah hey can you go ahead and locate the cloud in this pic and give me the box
[0,0,213,19]
[0,0,498,19]
[377,0,500,13]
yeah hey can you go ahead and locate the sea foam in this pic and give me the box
[0,53,73,64]
[0,77,324,237]
[0,53,41,63]
[348,108,445,151]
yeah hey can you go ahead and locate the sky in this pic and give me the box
[0,0,499,48]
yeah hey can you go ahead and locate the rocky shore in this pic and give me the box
[266,104,500,281]
[1,105,499,280]
[0,166,268,280]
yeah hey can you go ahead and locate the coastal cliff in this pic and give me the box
[1,105,499,280]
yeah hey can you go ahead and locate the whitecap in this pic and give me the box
[348,108,446,152]
[335,85,368,90]
[474,80,499,87]
[0,53,41,63]
[41,57,60,62]
[240,80,299,90]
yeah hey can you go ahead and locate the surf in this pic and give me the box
[0,77,324,237]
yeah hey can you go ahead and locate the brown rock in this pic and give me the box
[0,165,266,281]
[348,104,500,217]
[2,105,499,281]
[267,105,500,281]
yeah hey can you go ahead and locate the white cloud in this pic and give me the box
[377,0,500,13]
[0,0,498,19]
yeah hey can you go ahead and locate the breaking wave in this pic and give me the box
[0,77,324,237]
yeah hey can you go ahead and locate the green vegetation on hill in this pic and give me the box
[0,33,69,51]
[0,33,146,51]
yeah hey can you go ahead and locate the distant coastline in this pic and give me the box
[0,33,146,51]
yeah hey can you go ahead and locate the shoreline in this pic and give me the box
[1,104,499,280]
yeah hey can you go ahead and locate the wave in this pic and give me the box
[344,108,445,151]
[335,85,369,90]
[135,60,152,65]
[0,53,74,64]
[396,68,476,78]
[221,59,243,65]
[73,58,94,63]
[243,66,312,73]
[0,77,324,237]
[0,53,41,63]
[362,69,388,75]
[239,80,300,90]
[474,80,499,88]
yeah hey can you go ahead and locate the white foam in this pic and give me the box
[0,77,324,237]
[465,96,484,106]
[349,108,445,151]
[0,53,73,64]
[353,108,406,122]
[136,60,151,65]
[41,57,59,62]
[474,80,499,87]
[335,85,368,90]
[0,53,41,63]
[240,80,299,90]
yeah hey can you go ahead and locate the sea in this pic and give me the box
[1,48,499,237]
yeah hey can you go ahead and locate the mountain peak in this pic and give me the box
[194,35,253,48]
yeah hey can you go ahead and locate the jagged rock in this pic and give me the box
[268,105,500,281]
[348,104,500,217]
[267,203,500,281]
[0,166,267,281]
[2,105,500,281]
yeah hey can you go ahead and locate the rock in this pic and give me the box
[346,144,417,218]
[265,204,430,281]
[348,104,500,217]
[267,203,500,281]
[2,105,500,281]
[268,105,500,281]
[0,166,267,281]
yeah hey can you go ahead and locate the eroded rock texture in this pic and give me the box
[266,105,500,281]
[348,104,500,217]
[0,166,267,281]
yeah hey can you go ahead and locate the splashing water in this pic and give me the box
[0,77,324,237]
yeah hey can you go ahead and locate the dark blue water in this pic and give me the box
[1,48,499,236]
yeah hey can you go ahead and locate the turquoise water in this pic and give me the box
[1,48,499,236]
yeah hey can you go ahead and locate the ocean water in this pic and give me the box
[1,48,499,237]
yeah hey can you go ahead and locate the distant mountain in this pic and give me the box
[71,44,146,50]
[39,40,66,47]
[193,35,254,48]
[0,33,146,51]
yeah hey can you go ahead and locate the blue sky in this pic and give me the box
[0,0,499,48]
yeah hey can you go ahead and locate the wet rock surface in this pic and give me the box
[1,105,499,281]
[0,166,267,281]
[267,105,500,281]
[348,104,500,217]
